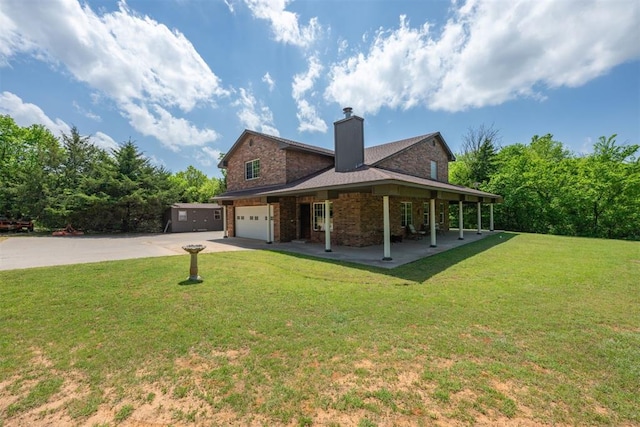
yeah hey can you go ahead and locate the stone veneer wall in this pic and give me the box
[376,138,450,182]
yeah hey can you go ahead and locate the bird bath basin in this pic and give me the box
[182,244,206,282]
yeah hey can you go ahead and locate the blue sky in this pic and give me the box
[1,0,639,177]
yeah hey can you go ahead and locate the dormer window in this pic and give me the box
[245,159,260,180]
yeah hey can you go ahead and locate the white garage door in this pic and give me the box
[235,205,274,241]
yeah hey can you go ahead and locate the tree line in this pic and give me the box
[450,125,640,240]
[0,115,225,232]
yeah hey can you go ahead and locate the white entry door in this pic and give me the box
[235,205,274,241]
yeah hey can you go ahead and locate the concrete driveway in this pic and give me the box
[0,231,256,271]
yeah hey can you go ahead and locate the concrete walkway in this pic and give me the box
[0,229,500,271]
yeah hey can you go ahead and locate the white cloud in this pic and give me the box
[0,91,122,149]
[325,0,640,114]
[295,99,327,133]
[224,0,235,13]
[337,38,348,55]
[291,56,327,133]
[0,91,71,136]
[262,72,275,91]
[120,102,219,151]
[92,131,118,151]
[145,153,167,169]
[196,146,223,167]
[234,88,280,135]
[292,55,322,99]
[0,0,228,149]
[73,101,101,121]
[243,0,321,47]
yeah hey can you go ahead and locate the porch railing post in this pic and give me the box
[324,199,331,252]
[430,198,437,247]
[382,196,392,261]
[458,201,464,240]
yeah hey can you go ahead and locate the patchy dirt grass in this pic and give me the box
[0,349,585,427]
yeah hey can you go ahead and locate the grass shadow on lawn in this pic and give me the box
[268,231,518,284]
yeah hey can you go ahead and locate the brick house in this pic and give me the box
[214,108,501,260]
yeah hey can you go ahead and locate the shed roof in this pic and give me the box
[171,203,222,209]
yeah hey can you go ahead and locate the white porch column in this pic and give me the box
[477,202,482,234]
[430,198,437,247]
[382,196,392,260]
[223,205,228,238]
[324,199,332,252]
[490,203,494,232]
[266,203,273,243]
[458,201,464,240]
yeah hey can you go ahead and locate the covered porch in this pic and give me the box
[215,168,501,261]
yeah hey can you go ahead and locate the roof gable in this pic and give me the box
[218,130,333,168]
[364,132,455,165]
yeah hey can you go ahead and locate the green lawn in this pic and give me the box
[0,233,638,426]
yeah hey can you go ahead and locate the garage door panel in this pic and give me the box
[235,206,273,241]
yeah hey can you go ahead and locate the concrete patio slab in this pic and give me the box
[214,229,500,269]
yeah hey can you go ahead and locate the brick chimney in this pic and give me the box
[334,107,364,172]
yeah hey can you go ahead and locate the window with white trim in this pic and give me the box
[178,210,187,221]
[423,202,430,226]
[439,202,445,224]
[313,202,333,231]
[245,159,260,180]
[430,160,438,180]
[401,202,413,227]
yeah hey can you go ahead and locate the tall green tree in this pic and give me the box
[170,165,225,203]
[451,123,500,187]
[486,134,572,234]
[0,116,63,220]
[110,140,176,232]
[563,135,640,239]
[450,124,500,228]
[42,126,107,228]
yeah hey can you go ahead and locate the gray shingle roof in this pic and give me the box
[364,133,437,165]
[215,165,500,200]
